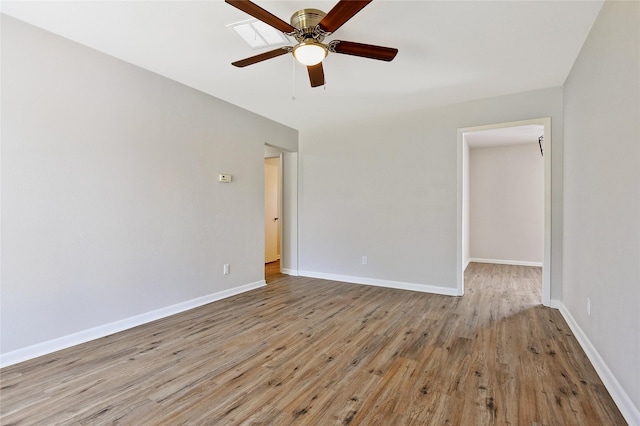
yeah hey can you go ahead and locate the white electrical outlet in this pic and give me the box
[586,297,591,316]
[223,264,230,275]
[362,256,368,265]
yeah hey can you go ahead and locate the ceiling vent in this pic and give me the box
[228,19,291,49]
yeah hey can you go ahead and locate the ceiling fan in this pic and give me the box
[225,0,398,88]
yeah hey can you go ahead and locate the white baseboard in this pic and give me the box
[0,280,266,368]
[546,299,563,310]
[558,303,640,425]
[298,270,461,297]
[469,257,543,267]
[281,268,298,276]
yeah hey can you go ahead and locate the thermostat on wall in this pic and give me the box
[218,174,232,183]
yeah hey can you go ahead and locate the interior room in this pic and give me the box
[1,1,638,424]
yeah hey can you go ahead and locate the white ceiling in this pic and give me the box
[1,0,603,131]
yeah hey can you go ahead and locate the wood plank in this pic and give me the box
[0,263,626,424]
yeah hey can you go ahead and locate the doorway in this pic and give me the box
[457,118,552,306]
[264,156,281,264]
[263,144,299,282]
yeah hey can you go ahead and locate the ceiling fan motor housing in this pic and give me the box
[290,8,327,42]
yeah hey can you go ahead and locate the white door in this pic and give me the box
[264,157,279,263]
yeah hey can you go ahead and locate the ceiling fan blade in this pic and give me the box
[318,0,372,33]
[225,0,296,33]
[307,63,325,88]
[331,40,398,61]
[232,48,289,67]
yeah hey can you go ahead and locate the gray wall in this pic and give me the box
[470,143,544,264]
[281,152,299,274]
[298,87,563,297]
[562,0,640,416]
[1,15,298,355]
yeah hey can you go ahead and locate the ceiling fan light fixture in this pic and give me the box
[293,40,327,66]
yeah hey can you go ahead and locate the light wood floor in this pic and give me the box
[0,263,626,425]
[265,259,284,284]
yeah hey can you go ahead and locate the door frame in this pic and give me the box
[264,155,281,264]
[264,144,298,277]
[457,117,552,306]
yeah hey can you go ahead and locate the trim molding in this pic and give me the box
[558,303,640,425]
[469,258,543,267]
[464,258,471,271]
[298,270,461,297]
[0,280,266,368]
[281,268,298,276]
[546,299,562,310]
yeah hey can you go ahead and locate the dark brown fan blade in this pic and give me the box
[331,40,398,61]
[232,48,289,67]
[318,0,372,33]
[307,63,325,87]
[225,0,295,33]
